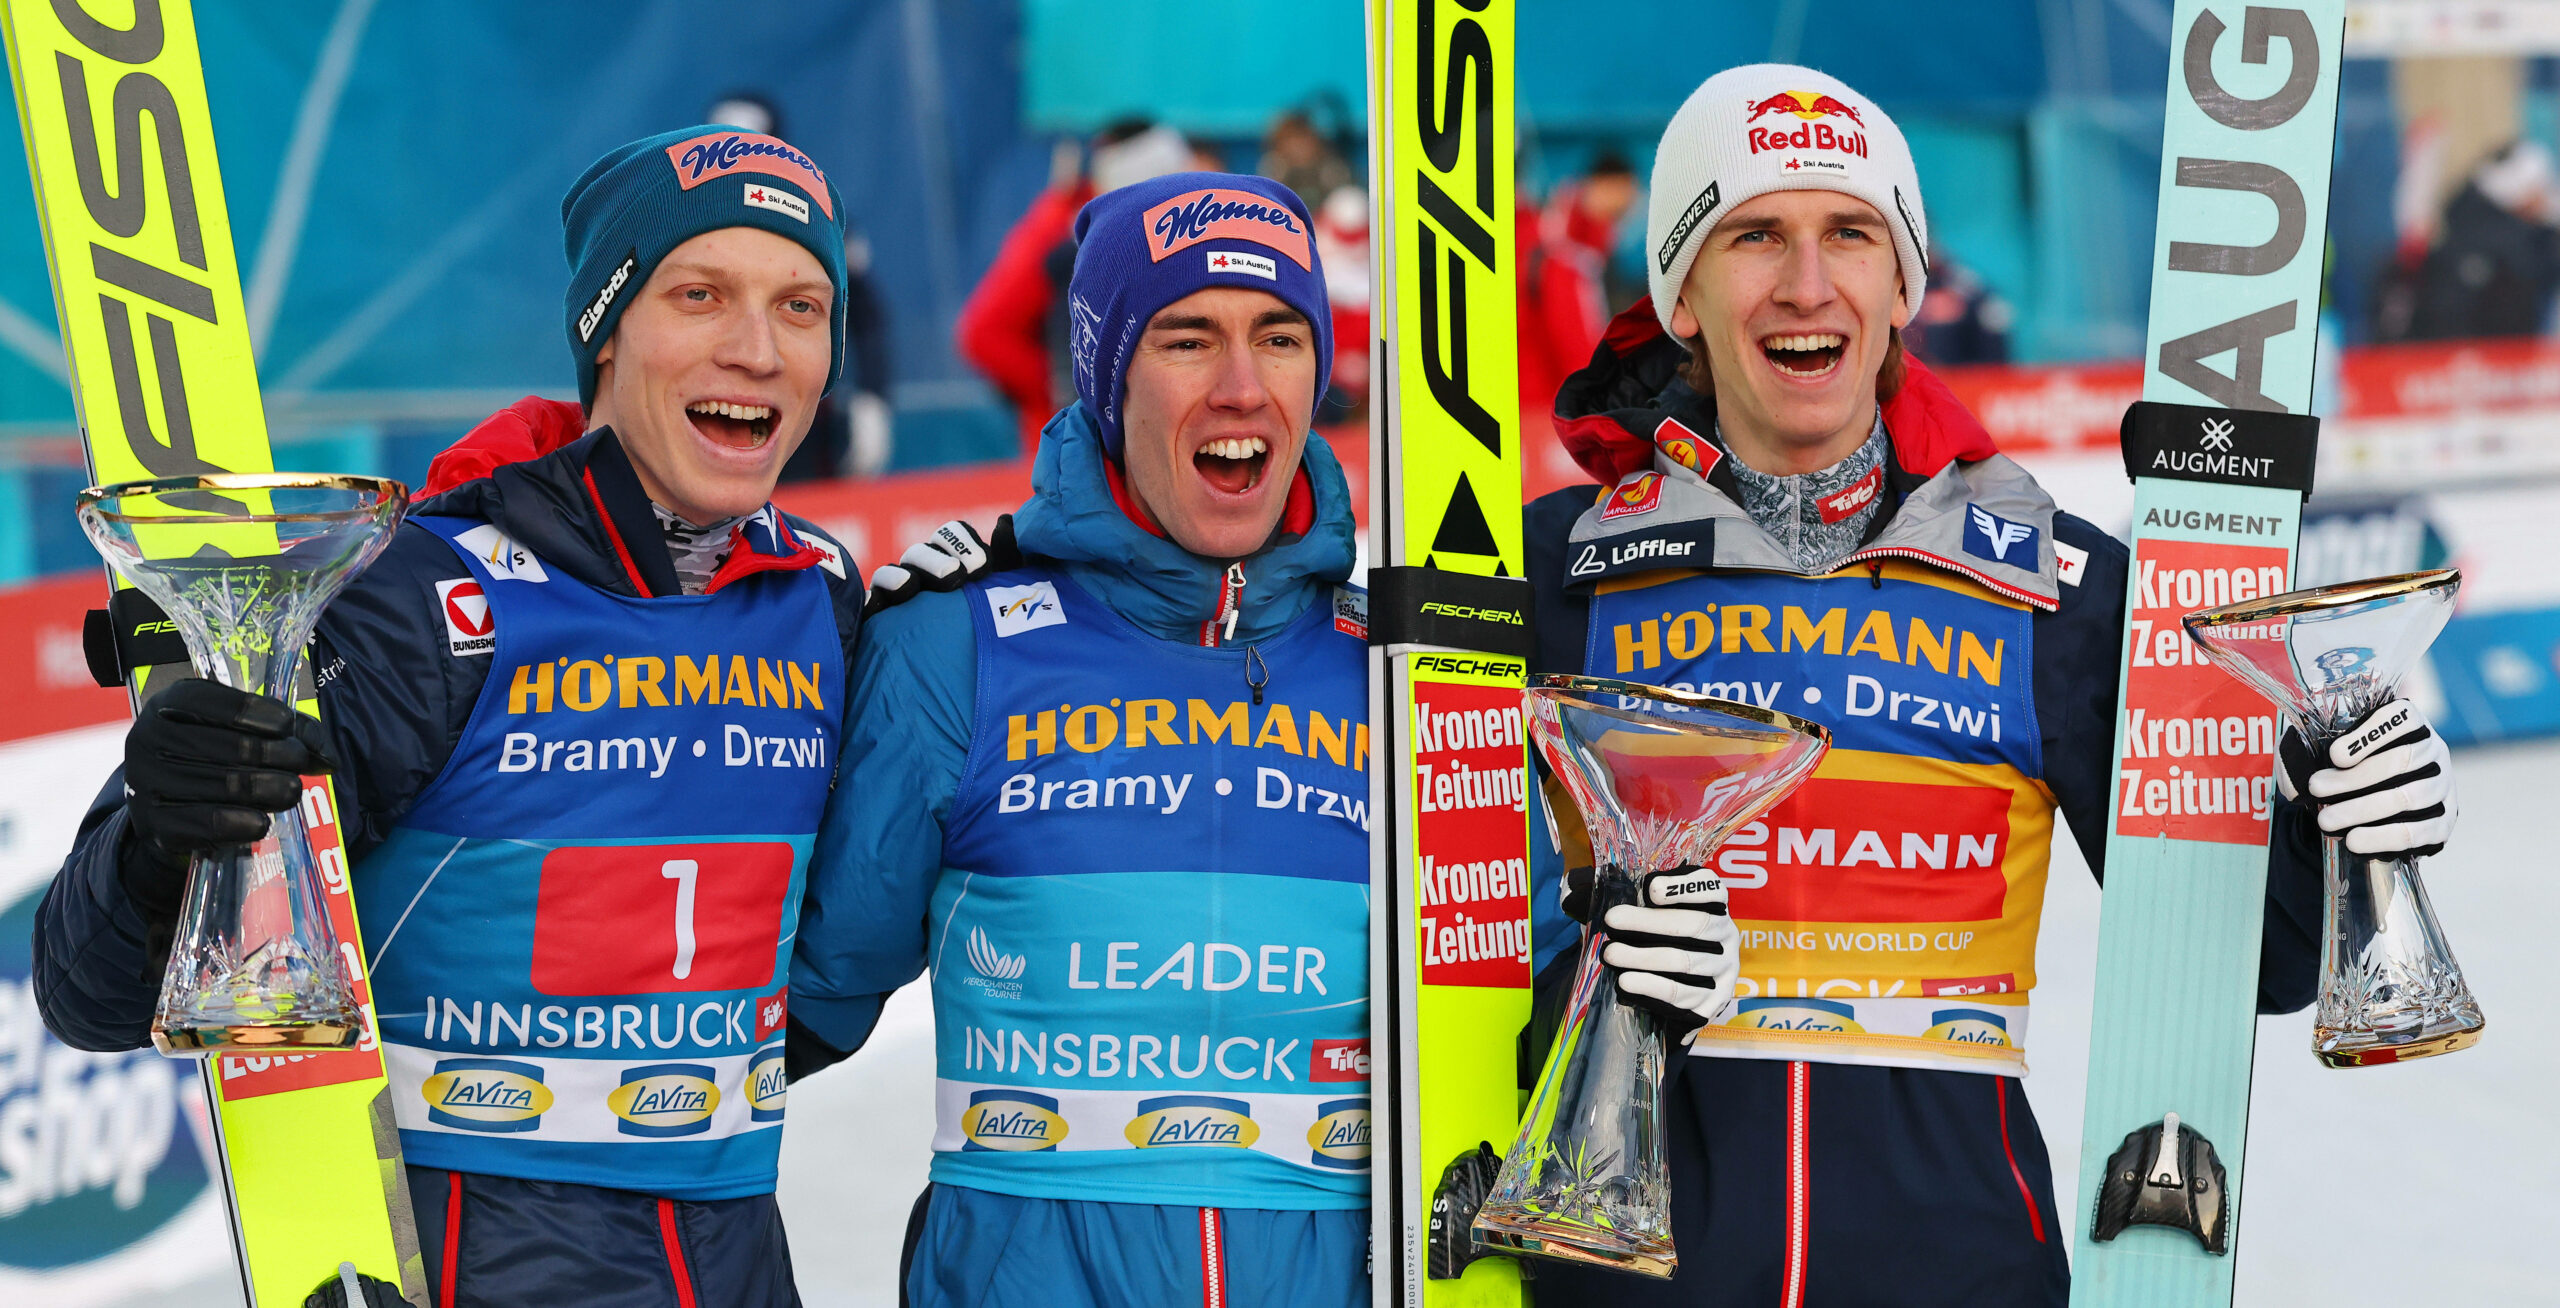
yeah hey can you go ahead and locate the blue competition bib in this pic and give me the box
[932,568,1372,1209]
[357,514,838,1200]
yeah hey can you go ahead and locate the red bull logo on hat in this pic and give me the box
[1141,189,1313,270]
[1743,91,1870,160]
[662,132,834,219]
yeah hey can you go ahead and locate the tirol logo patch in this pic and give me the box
[986,580,1067,637]
[454,523,548,582]
[1125,1094,1259,1149]
[663,133,834,218]
[1311,1038,1370,1082]
[423,1058,552,1133]
[575,251,638,345]
[1818,465,1883,524]
[1207,249,1277,280]
[1654,417,1720,478]
[436,578,494,656]
[1306,1099,1371,1171]
[1962,505,2039,566]
[1601,472,1665,521]
[961,1089,1067,1152]
[747,1047,788,1122]
[1140,189,1312,269]
[608,1064,720,1137]
[743,182,809,223]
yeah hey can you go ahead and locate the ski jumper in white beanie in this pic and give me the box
[1646,64,1929,335]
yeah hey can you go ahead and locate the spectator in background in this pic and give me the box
[708,94,895,478]
[2392,140,2560,342]
[1902,243,2013,365]
[1259,108,1354,208]
[1518,151,1638,421]
[1315,184,1373,418]
[956,119,1189,454]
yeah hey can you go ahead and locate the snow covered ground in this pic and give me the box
[86,737,2560,1307]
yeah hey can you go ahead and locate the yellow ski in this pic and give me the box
[1,1,423,1302]
[1366,1,1531,1303]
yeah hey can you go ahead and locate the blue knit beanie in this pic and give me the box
[1066,172,1332,459]
[561,125,849,406]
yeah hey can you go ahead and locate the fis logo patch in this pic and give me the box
[1207,249,1277,280]
[1125,1095,1259,1149]
[454,524,548,582]
[608,1064,721,1137]
[1306,1099,1371,1171]
[1818,465,1883,524]
[986,581,1067,637]
[748,1047,788,1122]
[744,182,809,223]
[436,578,494,657]
[1654,417,1719,477]
[962,1089,1067,1152]
[1601,472,1665,521]
[423,1058,552,1133]
[1962,505,2039,566]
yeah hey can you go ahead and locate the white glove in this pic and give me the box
[1591,866,1740,1039]
[847,391,893,477]
[862,516,1017,616]
[2277,697,2458,858]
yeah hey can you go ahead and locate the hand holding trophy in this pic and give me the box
[78,472,407,1056]
[1470,674,1829,1276]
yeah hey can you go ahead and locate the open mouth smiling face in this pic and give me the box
[1118,285,1318,560]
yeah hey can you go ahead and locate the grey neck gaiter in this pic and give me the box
[1716,413,1890,575]
[652,502,746,596]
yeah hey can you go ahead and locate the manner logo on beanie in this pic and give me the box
[1646,64,1928,335]
[560,125,850,406]
[1066,172,1333,460]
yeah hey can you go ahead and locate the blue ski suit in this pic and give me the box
[1516,318,2323,1307]
[792,404,1370,1308]
[32,405,875,1308]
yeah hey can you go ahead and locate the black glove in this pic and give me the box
[1560,862,1739,1039]
[862,515,1019,616]
[2276,697,2457,859]
[119,678,335,922]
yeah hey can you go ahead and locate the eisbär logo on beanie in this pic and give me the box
[661,132,835,219]
[1141,188,1313,269]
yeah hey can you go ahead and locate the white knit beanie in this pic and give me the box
[1646,64,1929,335]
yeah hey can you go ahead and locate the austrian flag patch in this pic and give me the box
[1207,249,1277,280]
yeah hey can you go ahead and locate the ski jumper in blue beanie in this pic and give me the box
[561,126,850,406]
[1064,171,1332,460]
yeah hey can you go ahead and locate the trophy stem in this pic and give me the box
[2310,835,2484,1067]
[1474,875,1677,1277]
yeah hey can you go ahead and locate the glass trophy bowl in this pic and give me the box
[77,473,408,1056]
[1472,674,1829,1276]
[2182,568,2484,1067]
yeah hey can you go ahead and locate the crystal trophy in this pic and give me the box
[1472,674,1829,1276]
[2182,568,2484,1067]
[78,473,408,1056]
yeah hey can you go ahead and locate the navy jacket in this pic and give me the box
[33,416,872,1057]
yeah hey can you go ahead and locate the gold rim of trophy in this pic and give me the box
[2184,566,2459,629]
[78,471,410,526]
[1530,672,1833,745]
